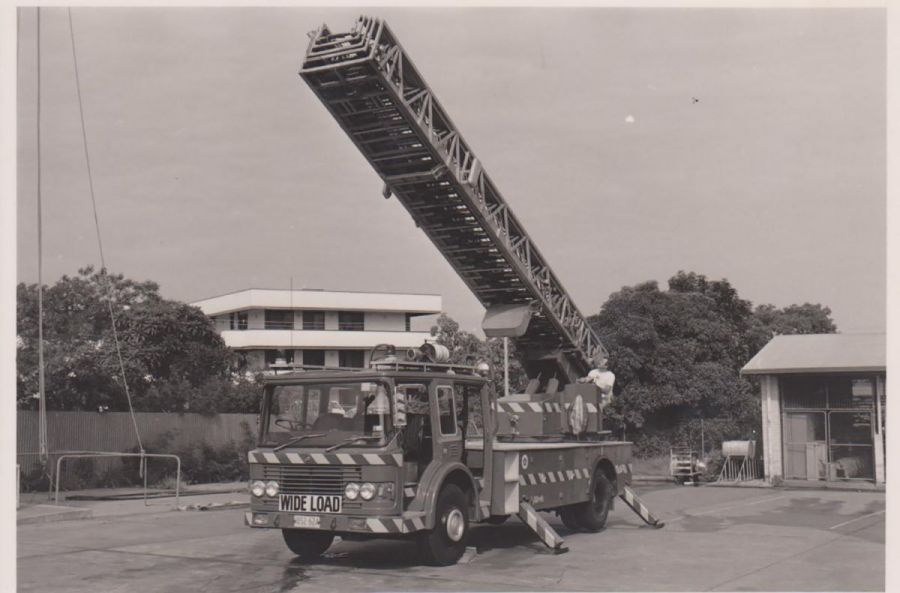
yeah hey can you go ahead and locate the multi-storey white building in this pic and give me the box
[191,288,441,372]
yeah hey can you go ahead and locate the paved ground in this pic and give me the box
[17,484,885,592]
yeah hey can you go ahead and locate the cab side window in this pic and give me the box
[398,384,429,415]
[455,383,482,435]
[436,385,457,435]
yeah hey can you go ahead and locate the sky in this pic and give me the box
[15,7,886,335]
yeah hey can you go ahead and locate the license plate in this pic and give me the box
[279,494,342,514]
[293,515,321,528]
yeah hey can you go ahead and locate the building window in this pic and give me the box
[781,376,874,410]
[338,311,364,331]
[302,311,326,330]
[339,350,365,368]
[265,349,294,367]
[264,309,294,330]
[827,377,875,409]
[405,313,412,332]
[781,376,827,409]
[302,350,326,367]
[229,311,248,330]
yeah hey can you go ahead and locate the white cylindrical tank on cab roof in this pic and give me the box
[420,343,450,363]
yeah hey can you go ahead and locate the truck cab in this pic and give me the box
[246,364,495,565]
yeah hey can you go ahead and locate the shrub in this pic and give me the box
[123,421,256,486]
[20,463,51,492]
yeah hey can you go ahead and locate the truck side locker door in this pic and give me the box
[431,380,463,463]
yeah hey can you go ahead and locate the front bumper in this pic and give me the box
[245,510,428,535]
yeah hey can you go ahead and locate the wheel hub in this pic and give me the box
[445,508,465,542]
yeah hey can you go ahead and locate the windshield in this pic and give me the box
[260,381,393,448]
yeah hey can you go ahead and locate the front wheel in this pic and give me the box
[281,529,334,560]
[573,469,614,532]
[418,484,469,566]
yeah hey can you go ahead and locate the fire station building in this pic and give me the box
[741,333,886,486]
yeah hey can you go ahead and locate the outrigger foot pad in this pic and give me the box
[619,486,665,528]
[517,501,566,551]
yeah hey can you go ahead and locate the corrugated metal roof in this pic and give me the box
[741,333,885,375]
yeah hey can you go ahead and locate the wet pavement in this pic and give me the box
[17,484,885,592]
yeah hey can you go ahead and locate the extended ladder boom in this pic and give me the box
[300,16,608,384]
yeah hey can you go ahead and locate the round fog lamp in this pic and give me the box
[360,482,376,501]
[250,480,265,498]
[264,480,279,497]
[345,482,360,500]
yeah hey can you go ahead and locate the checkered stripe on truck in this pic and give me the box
[248,451,403,466]
[517,463,632,486]
[498,401,598,413]
[365,515,427,534]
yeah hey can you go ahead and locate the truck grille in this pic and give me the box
[261,465,362,497]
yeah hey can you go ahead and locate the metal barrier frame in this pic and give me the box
[53,452,181,508]
[717,456,760,482]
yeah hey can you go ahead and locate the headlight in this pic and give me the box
[344,482,360,500]
[250,480,265,497]
[264,481,279,497]
[360,482,376,501]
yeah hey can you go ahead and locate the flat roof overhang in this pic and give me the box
[192,288,442,316]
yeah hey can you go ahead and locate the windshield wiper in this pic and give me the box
[324,435,383,453]
[272,433,327,452]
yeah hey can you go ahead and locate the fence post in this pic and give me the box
[700,418,705,458]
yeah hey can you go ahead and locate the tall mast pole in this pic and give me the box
[36,6,49,466]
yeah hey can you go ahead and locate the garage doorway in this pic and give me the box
[783,412,827,480]
[781,376,876,482]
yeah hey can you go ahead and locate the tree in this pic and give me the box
[429,313,527,396]
[16,267,259,412]
[429,314,483,364]
[588,271,836,456]
[746,303,836,354]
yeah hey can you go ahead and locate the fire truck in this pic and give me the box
[244,16,662,566]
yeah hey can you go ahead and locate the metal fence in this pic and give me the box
[17,411,257,476]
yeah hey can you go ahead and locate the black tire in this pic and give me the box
[281,529,334,560]
[559,506,582,532]
[419,484,469,566]
[573,469,614,532]
[484,515,508,525]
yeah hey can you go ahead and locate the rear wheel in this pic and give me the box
[559,506,581,532]
[419,484,469,566]
[573,469,614,532]
[281,529,334,560]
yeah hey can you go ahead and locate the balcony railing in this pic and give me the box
[226,325,418,332]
